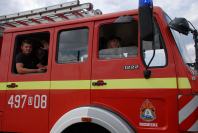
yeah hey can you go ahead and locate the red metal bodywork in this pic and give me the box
[0,7,197,133]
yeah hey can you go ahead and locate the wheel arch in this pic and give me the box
[50,106,136,133]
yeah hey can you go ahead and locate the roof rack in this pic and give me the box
[0,0,102,31]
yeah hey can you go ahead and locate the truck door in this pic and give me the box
[5,28,53,133]
[0,33,12,131]
[91,15,179,132]
[49,22,93,128]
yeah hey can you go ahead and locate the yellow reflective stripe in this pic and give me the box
[7,81,49,90]
[51,80,90,90]
[0,82,6,90]
[92,78,177,90]
[178,78,191,89]
[0,77,191,90]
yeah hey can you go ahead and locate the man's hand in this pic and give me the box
[36,68,47,73]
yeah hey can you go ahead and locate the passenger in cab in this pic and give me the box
[36,40,49,66]
[16,40,46,74]
[107,37,121,49]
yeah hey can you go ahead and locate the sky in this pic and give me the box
[0,0,197,28]
[0,0,197,61]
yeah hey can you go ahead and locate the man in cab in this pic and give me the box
[16,40,46,74]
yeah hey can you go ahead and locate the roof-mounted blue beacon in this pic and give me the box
[139,0,153,8]
[138,0,154,41]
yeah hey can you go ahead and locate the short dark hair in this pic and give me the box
[41,40,49,44]
[21,40,32,46]
[109,36,122,42]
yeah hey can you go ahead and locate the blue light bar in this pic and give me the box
[139,0,153,7]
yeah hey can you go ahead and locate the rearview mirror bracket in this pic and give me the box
[194,30,198,70]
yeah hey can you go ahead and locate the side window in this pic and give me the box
[57,28,89,63]
[99,20,138,59]
[12,32,50,74]
[142,21,167,67]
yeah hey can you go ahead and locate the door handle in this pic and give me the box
[7,83,18,88]
[92,80,107,86]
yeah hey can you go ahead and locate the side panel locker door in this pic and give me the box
[5,28,54,133]
[49,22,93,129]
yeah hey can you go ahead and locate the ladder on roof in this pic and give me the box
[0,0,102,31]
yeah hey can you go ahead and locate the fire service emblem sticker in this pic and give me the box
[140,99,156,122]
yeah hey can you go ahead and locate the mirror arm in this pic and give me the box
[194,30,198,70]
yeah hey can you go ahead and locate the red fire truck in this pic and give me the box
[0,0,197,132]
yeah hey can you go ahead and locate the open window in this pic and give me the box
[98,18,138,60]
[12,32,50,74]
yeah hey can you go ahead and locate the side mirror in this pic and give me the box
[169,18,191,35]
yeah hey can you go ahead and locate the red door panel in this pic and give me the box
[5,28,53,133]
[0,33,12,132]
[49,22,93,130]
[91,14,178,132]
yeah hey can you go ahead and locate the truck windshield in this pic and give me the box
[165,14,195,65]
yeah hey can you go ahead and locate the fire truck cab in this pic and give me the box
[0,0,197,133]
